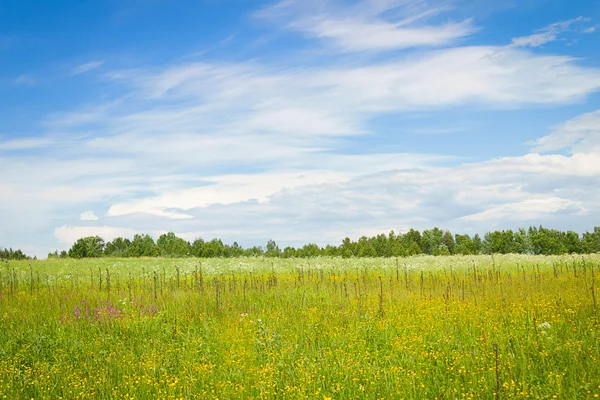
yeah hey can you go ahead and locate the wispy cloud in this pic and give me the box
[14,74,36,86]
[0,137,54,150]
[257,0,475,52]
[512,16,592,48]
[71,60,104,75]
[3,42,600,228]
[459,197,584,222]
[583,26,597,34]
[529,109,600,154]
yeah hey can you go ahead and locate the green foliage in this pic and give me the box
[582,227,600,253]
[454,234,476,255]
[340,237,354,258]
[203,239,226,257]
[441,230,455,254]
[421,227,443,255]
[299,243,320,258]
[156,232,190,257]
[68,236,105,258]
[406,241,422,256]
[265,239,281,257]
[62,226,600,260]
[104,237,131,257]
[0,247,30,260]
[125,234,160,257]
[48,250,69,259]
[243,246,265,257]
[433,244,451,256]
[403,229,422,251]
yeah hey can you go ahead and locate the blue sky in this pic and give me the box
[1,0,600,257]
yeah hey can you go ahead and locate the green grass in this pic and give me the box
[0,254,599,399]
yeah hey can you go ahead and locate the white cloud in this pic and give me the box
[294,17,474,52]
[3,46,600,248]
[258,0,475,52]
[314,46,600,107]
[458,197,585,222]
[0,137,54,150]
[529,109,600,154]
[71,60,104,75]
[104,152,444,218]
[512,17,591,48]
[80,211,99,221]
[86,46,600,147]
[54,225,141,245]
[106,171,362,218]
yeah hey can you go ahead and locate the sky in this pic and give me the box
[1,0,600,257]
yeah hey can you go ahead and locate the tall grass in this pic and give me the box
[0,254,598,399]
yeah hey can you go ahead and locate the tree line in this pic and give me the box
[0,248,32,261]
[48,226,600,259]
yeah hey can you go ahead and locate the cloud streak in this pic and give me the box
[14,74,36,86]
[71,60,104,75]
[257,0,476,52]
[512,16,592,47]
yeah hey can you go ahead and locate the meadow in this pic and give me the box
[0,254,598,399]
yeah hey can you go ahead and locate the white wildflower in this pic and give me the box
[538,321,551,330]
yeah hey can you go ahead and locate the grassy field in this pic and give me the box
[0,255,599,399]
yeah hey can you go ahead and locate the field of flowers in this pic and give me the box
[0,254,599,399]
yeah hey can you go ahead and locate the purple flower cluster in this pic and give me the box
[131,297,158,315]
[74,300,122,322]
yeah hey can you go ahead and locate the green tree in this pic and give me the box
[340,237,355,258]
[322,245,339,257]
[1,248,31,260]
[126,234,159,257]
[421,228,443,255]
[472,234,483,254]
[514,228,531,254]
[265,240,281,257]
[356,236,377,257]
[403,229,422,252]
[190,238,205,257]
[68,236,105,258]
[230,242,244,257]
[301,243,321,257]
[582,227,600,253]
[454,234,475,255]
[483,230,520,254]
[406,241,422,256]
[203,239,226,258]
[243,246,264,257]
[104,237,131,257]
[282,246,297,258]
[157,232,190,257]
[390,239,406,257]
[528,226,567,255]
[441,230,455,254]
[563,231,582,254]
[436,244,451,256]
